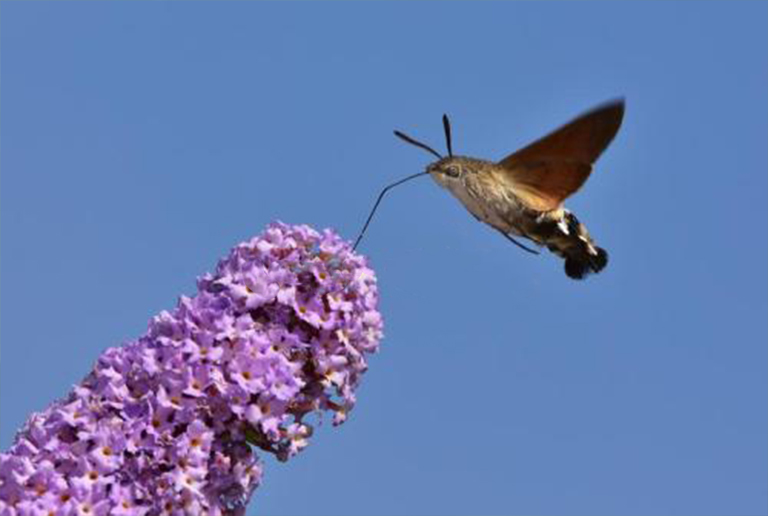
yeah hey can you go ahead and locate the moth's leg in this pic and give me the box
[496,229,540,255]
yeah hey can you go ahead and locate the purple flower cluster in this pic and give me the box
[0,223,383,515]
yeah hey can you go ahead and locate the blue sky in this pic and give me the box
[1,2,766,515]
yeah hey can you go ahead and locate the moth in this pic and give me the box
[353,99,625,280]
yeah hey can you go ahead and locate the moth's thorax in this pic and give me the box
[426,156,530,233]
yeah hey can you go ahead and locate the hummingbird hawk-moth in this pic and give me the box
[353,99,625,280]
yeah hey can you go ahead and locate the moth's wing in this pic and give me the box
[497,99,625,212]
[503,100,625,166]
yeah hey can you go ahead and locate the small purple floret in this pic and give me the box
[0,223,383,515]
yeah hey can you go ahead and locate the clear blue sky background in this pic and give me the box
[1,2,766,515]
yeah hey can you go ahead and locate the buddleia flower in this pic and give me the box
[0,222,383,515]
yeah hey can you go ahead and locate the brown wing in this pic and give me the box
[497,99,625,211]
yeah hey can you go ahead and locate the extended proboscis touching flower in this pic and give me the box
[0,222,383,515]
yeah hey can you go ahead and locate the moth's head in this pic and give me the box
[426,157,466,185]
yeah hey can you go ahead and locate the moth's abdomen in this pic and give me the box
[563,244,608,280]
[529,210,608,280]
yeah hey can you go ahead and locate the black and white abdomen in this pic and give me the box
[527,209,609,279]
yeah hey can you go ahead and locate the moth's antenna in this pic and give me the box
[353,171,430,251]
[443,114,453,158]
[393,130,443,160]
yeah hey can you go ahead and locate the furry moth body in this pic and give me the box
[410,100,623,279]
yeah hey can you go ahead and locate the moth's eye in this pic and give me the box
[444,165,461,178]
